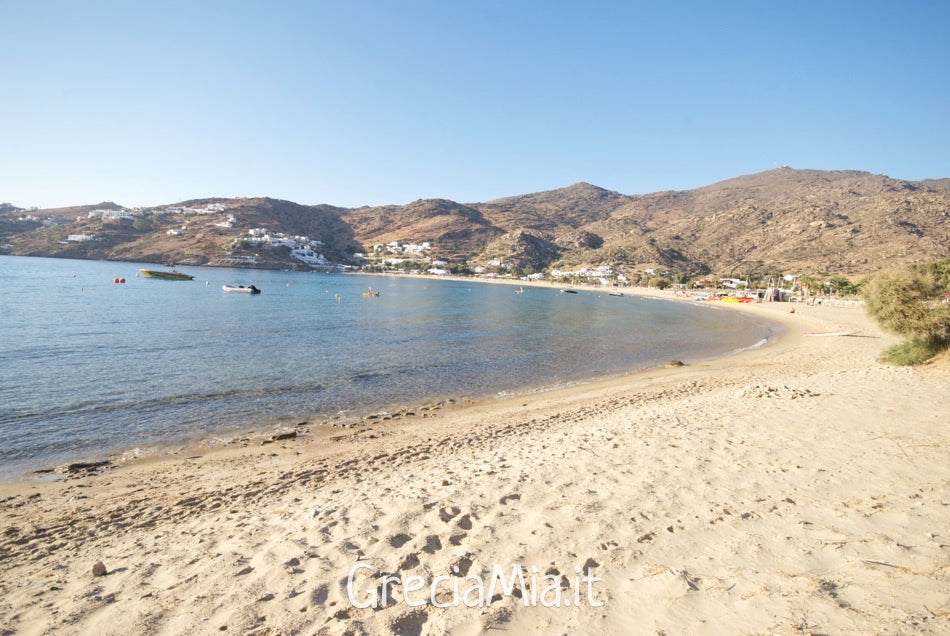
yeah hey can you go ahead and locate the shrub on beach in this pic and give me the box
[862,258,950,365]
[878,339,943,366]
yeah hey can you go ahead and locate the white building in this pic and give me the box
[290,247,330,266]
[215,214,236,228]
[88,209,133,220]
[720,278,747,289]
[551,265,614,280]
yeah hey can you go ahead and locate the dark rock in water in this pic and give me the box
[272,431,297,441]
[92,561,108,577]
[63,460,112,474]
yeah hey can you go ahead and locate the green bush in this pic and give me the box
[863,258,950,365]
[879,339,943,366]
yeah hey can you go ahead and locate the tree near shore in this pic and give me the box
[797,275,819,299]
[862,258,950,365]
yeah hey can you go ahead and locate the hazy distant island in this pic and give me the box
[2,167,949,289]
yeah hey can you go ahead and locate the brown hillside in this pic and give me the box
[593,168,950,275]
[473,182,627,231]
[2,168,948,277]
[340,199,503,260]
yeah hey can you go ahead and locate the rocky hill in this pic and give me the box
[2,168,948,278]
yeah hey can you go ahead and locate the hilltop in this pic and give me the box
[2,168,948,280]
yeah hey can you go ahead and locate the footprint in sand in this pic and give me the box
[389,609,428,635]
[439,506,461,522]
[389,533,413,548]
[450,554,473,577]
[399,552,420,569]
[310,585,329,606]
[499,493,522,505]
[456,514,473,530]
[421,534,442,554]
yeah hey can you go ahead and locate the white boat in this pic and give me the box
[222,284,261,294]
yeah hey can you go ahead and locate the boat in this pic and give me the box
[804,329,857,337]
[222,284,261,294]
[560,289,578,294]
[608,292,624,297]
[139,269,194,281]
[722,295,760,303]
[362,287,380,297]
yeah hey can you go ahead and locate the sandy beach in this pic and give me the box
[1,295,948,635]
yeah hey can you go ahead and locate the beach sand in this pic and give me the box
[1,297,948,635]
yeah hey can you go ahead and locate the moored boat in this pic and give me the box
[222,284,261,294]
[139,269,194,280]
[804,329,857,337]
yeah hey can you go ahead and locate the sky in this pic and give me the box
[1,0,948,209]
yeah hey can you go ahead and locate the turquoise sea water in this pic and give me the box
[0,255,778,480]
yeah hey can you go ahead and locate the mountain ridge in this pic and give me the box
[3,168,948,279]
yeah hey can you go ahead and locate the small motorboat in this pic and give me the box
[139,269,194,280]
[362,288,380,297]
[608,292,624,297]
[560,289,578,294]
[222,284,261,294]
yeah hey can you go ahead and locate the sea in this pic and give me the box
[0,255,779,481]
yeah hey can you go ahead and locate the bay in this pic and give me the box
[0,255,778,480]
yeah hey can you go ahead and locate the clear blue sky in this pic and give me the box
[2,1,948,209]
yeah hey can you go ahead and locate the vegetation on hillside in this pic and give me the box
[863,258,950,365]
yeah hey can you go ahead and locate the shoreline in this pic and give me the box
[2,297,948,633]
[2,276,780,485]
